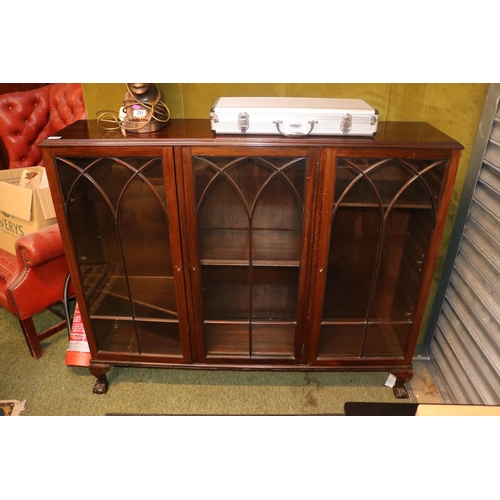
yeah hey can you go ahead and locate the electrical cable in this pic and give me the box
[96,84,170,132]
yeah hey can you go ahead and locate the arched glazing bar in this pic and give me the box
[195,156,305,220]
[55,156,173,354]
[193,155,306,358]
[324,156,447,358]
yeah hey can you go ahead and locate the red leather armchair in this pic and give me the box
[0,225,71,358]
[0,83,86,170]
[0,83,85,357]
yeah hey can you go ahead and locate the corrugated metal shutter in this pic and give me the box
[425,84,500,405]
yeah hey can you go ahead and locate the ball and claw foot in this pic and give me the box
[393,384,409,399]
[391,369,413,399]
[90,364,111,394]
[93,375,109,394]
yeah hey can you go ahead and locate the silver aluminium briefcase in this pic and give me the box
[210,97,378,137]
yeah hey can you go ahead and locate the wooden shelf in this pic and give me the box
[204,321,296,358]
[199,228,302,266]
[88,275,178,319]
[91,317,183,357]
[317,322,409,359]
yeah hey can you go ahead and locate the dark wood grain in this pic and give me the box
[40,119,462,397]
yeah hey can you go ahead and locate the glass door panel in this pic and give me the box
[192,155,309,361]
[55,155,185,358]
[317,156,448,360]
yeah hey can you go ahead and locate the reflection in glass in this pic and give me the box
[318,157,447,359]
[193,156,307,359]
[55,156,182,356]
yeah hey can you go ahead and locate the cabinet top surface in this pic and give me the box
[40,119,463,150]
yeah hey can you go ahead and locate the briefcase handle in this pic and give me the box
[273,119,318,137]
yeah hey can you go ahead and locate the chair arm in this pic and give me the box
[8,224,70,319]
[15,224,65,268]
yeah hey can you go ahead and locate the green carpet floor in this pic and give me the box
[0,305,410,416]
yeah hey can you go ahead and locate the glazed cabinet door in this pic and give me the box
[180,147,318,364]
[51,149,192,362]
[309,149,453,365]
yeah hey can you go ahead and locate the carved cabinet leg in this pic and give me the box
[89,363,111,394]
[391,368,413,399]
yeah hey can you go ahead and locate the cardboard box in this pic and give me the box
[0,167,57,255]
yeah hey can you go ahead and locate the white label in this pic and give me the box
[385,373,397,388]
[133,109,147,117]
[67,341,90,353]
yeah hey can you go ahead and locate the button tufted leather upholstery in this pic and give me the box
[0,83,85,357]
[0,83,86,170]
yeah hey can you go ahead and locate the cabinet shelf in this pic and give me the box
[90,316,183,357]
[317,321,409,359]
[199,228,302,266]
[204,321,296,358]
[86,275,178,320]
[337,202,435,210]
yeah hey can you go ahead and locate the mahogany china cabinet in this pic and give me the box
[40,119,462,397]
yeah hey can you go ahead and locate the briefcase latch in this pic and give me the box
[238,112,250,133]
[340,113,352,134]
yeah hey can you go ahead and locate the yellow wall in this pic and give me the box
[81,82,490,343]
